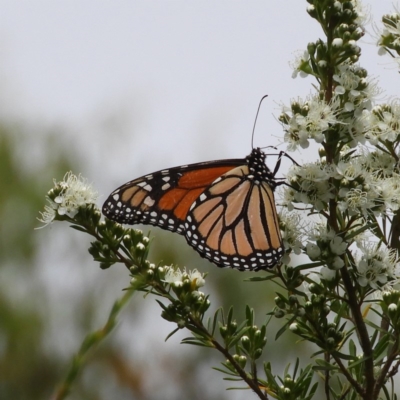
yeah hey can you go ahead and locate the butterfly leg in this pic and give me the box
[272,151,299,177]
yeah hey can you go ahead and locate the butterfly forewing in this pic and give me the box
[102,148,284,271]
[102,159,242,233]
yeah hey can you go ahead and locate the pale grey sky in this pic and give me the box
[1,1,398,191]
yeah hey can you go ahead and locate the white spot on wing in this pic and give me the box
[144,196,155,207]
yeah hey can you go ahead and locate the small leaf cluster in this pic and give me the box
[214,306,317,399]
[263,361,318,400]
[89,218,149,270]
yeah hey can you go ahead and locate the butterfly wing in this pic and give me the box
[102,158,243,234]
[184,156,283,271]
[103,148,284,271]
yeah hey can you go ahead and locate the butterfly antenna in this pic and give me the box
[251,94,269,149]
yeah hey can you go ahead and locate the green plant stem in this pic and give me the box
[330,352,365,397]
[149,281,268,397]
[303,309,365,397]
[388,359,400,379]
[340,266,375,399]
[187,315,268,400]
[389,211,400,252]
[52,288,136,400]
[251,358,258,391]
[373,334,400,399]
[211,338,268,400]
[324,352,331,400]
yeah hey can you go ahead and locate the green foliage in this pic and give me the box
[0,127,76,399]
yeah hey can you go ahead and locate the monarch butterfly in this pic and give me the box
[102,147,287,271]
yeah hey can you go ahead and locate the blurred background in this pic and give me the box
[1,1,399,399]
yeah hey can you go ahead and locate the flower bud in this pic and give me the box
[177,319,186,329]
[254,348,263,359]
[123,235,131,246]
[275,296,286,309]
[241,336,250,351]
[238,355,247,368]
[332,38,343,47]
[288,295,298,305]
[388,303,398,316]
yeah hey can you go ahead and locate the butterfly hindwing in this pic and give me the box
[184,149,284,271]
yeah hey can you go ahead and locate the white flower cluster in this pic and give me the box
[306,224,348,270]
[377,10,400,56]
[285,162,335,211]
[333,63,375,114]
[284,147,400,217]
[163,266,205,290]
[278,211,304,264]
[37,172,98,228]
[281,95,339,151]
[363,102,400,145]
[356,242,400,291]
[285,63,379,148]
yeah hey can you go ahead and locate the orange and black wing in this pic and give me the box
[184,148,284,271]
[102,158,243,234]
[102,148,284,271]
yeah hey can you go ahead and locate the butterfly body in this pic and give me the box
[103,147,284,271]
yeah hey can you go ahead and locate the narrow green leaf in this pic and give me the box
[164,327,179,341]
[245,306,253,325]
[211,308,221,336]
[364,318,387,333]
[306,382,319,400]
[313,364,338,371]
[227,306,234,326]
[294,262,325,270]
[275,316,296,340]
[212,367,239,376]
[331,350,358,361]
[344,223,375,241]
[180,340,212,347]
[245,275,276,282]
[70,224,89,233]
